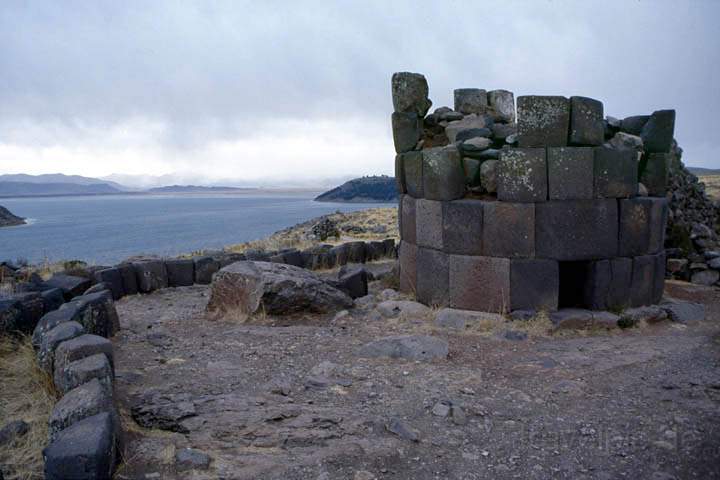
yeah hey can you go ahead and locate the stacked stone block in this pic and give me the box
[393,72,673,313]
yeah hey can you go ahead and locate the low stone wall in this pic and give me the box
[0,238,396,478]
[392,72,671,313]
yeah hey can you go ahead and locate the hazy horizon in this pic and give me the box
[1,0,719,185]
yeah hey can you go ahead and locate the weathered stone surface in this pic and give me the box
[358,335,448,361]
[593,147,638,198]
[460,137,492,155]
[480,160,498,193]
[40,288,65,313]
[569,96,604,146]
[391,112,421,153]
[0,419,28,446]
[517,96,570,147]
[336,267,368,299]
[661,300,705,323]
[619,306,667,327]
[329,244,349,267]
[346,241,366,263]
[176,448,212,471]
[641,109,675,153]
[398,241,418,294]
[394,152,406,193]
[416,247,449,307]
[535,200,618,260]
[94,268,124,300]
[85,283,111,296]
[547,147,594,200]
[53,334,114,386]
[619,197,668,256]
[43,412,116,480]
[207,262,353,316]
[38,321,85,373]
[434,308,505,329]
[165,259,195,287]
[621,115,650,135]
[66,290,119,338]
[401,151,423,198]
[550,309,618,330]
[11,292,45,333]
[49,378,114,441]
[117,263,138,296]
[691,269,719,286]
[488,89,515,123]
[652,252,666,304]
[194,256,221,285]
[45,274,92,300]
[133,260,168,293]
[457,128,492,143]
[510,259,559,311]
[482,201,534,258]
[449,255,510,313]
[391,72,431,116]
[415,199,444,250]
[422,145,465,201]
[641,152,670,196]
[491,122,517,140]
[454,88,487,115]
[442,199,483,255]
[607,132,644,152]
[497,148,547,202]
[0,298,21,333]
[462,157,481,186]
[445,114,492,143]
[55,352,114,394]
[376,299,430,319]
[583,257,633,310]
[32,303,84,348]
[630,255,655,307]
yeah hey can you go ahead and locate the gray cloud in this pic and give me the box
[0,0,718,172]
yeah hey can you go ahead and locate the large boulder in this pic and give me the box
[391,72,432,116]
[207,261,353,316]
[65,291,119,338]
[44,274,92,300]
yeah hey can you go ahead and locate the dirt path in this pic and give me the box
[112,278,720,480]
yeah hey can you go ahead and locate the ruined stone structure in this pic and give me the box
[393,72,672,313]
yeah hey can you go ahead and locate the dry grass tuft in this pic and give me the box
[699,175,720,200]
[0,335,57,480]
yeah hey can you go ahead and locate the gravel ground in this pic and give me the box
[112,275,720,480]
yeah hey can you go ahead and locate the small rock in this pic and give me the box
[175,448,211,471]
[0,419,29,446]
[376,300,430,319]
[690,269,719,286]
[434,308,504,329]
[503,330,528,341]
[509,310,536,321]
[359,335,448,361]
[432,401,451,417]
[661,300,705,323]
[386,417,419,442]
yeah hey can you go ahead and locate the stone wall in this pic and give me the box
[393,72,671,313]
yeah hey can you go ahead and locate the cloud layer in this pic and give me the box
[1,0,718,184]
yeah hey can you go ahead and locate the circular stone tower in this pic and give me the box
[392,72,672,315]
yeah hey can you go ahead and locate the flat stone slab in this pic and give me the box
[497,148,547,202]
[661,300,705,324]
[207,261,353,316]
[376,300,431,319]
[133,260,169,293]
[550,309,619,330]
[358,335,449,361]
[434,308,505,329]
[517,95,570,147]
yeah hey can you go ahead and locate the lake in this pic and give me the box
[0,193,396,265]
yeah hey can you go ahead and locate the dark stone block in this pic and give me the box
[382,239,396,257]
[32,303,84,348]
[652,252,666,304]
[45,274,92,301]
[593,147,638,198]
[49,378,114,442]
[517,95,570,147]
[488,89,515,123]
[398,241,418,294]
[547,147,594,200]
[582,258,633,310]
[456,128,492,142]
[12,292,44,333]
[330,244,351,266]
[449,255,510,313]
[53,334,114,390]
[619,197,668,256]
[497,148,547,202]
[0,298,22,334]
[482,201,534,258]
[37,321,85,373]
[395,153,407,194]
[66,291,119,338]
[40,288,65,313]
[510,259,559,311]
[630,255,655,307]
[93,268,124,300]
[442,199,483,255]
[569,96,604,146]
[366,241,386,261]
[165,259,195,287]
[55,352,113,395]
[641,153,670,196]
[422,145,465,201]
[535,200,618,260]
[391,72,431,116]
[337,267,369,299]
[400,195,417,243]
[346,241,367,263]
[401,151,424,198]
[416,247,449,307]
[194,256,220,285]
[392,111,421,153]
[454,88,488,115]
[415,199,444,250]
[620,115,649,135]
[133,260,168,293]
[641,109,675,153]
[117,264,138,296]
[43,412,116,480]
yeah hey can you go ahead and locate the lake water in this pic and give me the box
[0,193,396,265]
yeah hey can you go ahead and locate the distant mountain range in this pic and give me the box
[688,167,720,176]
[315,175,398,203]
[0,173,128,190]
[0,181,122,197]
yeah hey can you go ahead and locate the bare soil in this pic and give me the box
[112,276,720,480]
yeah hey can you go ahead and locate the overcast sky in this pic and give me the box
[0,0,718,186]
